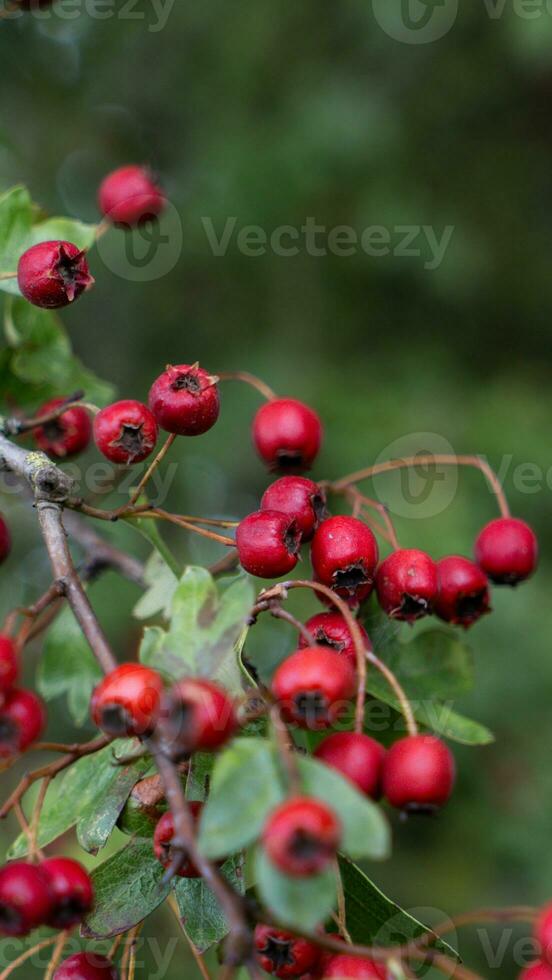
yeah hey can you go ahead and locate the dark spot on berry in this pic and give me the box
[113,423,147,458]
[284,520,301,557]
[400,803,440,820]
[0,716,18,748]
[488,572,522,587]
[294,691,329,722]
[313,628,345,653]
[259,936,296,971]
[57,251,81,287]
[456,589,489,624]
[53,896,88,927]
[171,372,201,394]
[42,419,65,442]
[333,562,368,593]
[274,449,305,471]
[99,703,132,736]
[399,594,430,619]
[311,491,327,526]
[289,828,327,860]
[0,903,23,932]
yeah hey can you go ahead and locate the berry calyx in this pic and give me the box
[475,517,538,586]
[254,924,322,978]
[90,664,163,738]
[314,732,386,800]
[253,398,323,471]
[375,549,437,622]
[321,953,387,979]
[33,397,92,460]
[536,903,552,965]
[40,857,94,928]
[153,804,203,878]
[0,635,18,693]
[311,516,379,607]
[93,400,158,465]
[262,796,341,877]
[382,735,455,814]
[159,678,238,759]
[98,165,165,227]
[0,861,53,936]
[53,952,119,979]
[519,966,552,980]
[261,476,327,542]
[299,612,371,666]
[236,510,301,578]
[148,363,220,436]
[17,240,94,309]
[435,556,490,628]
[0,688,46,757]
[271,646,356,730]
[0,515,11,565]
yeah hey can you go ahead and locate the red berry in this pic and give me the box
[435,556,490,628]
[519,966,552,980]
[536,904,552,964]
[0,689,46,757]
[299,612,371,667]
[315,733,386,800]
[40,857,94,928]
[93,400,158,465]
[475,517,538,586]
[91,664,163,737]
[254,924,322,978]
[263,797,341,877]
[376,549,438,622]
[321,953,387,979]
[272,647,356,730]
[0,635,18,693]
[33,397,92,460]
[261,476,327,542]
[0,515,10,565]
[17,241,94,309]
[253,398,323,471]
[153,804,203,878]
[0,861,53,936]
[311,517,379,607]
[383,735,455,814]
[148,363,220,436]
[54,952,119,979]
[236,510,301,578]
[159,679,238,759]
[98,165,165,227]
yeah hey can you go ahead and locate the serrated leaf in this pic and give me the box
[37,605,103,726]
[133,551,178,620]
[82,839,170,939]
[255,848,337,931]
[173,855,245,953]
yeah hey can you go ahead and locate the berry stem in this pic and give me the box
[0,271,16,280]
[332,454,511,518]
[28,774,50,861]
[127,431,177,508]
[217,370,277,401]
[138,508,236,546]
[343,486,400,548]
[44,929,71,980]
[0,936,58,980]
[270,703,302,795]
[334,860,353,943]
[167,893,213,980]
[366,650,418,737]
[120,924,142,980]
[5,391,99,437]
[268,604,316,646]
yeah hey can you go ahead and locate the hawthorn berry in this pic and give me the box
[536,903,552,964]
[153,803,203,878]
[159,678,238,759]
[321,953,387,979]
[17,241,94,309]
[40,857,93,928]
[254,924,322,978]
[253,398,323,471]
[271,646,355,730]
[314,732,386,800]
[98,165,165,227]
[519,966,552,980]
[376,549,437,622]
[53,952,119,979]
[0,635,18,693]
[93,400,158,465]
[90,663,163,737]
[33,397,92,460]
[311,516,379,607]
[435,555,490,628]
[299,612,371,666]
[0,688,46,757]
[0,515,10,565]
[148,363,220,436]
[236,510,301,578]
[262,796,341,877]
[383,735,455,814]
[0,861,53,936]
[261,476,327,542]
[475,517,538,586]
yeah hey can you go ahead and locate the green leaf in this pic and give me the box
[29,216,97,253]
[199,739,390,862]
[82,839,170,939]
[9,740,150,859]
[255,848,337,931]
[139,567,254,693]
[37,605,103,726]
[133,551,178,620]
[124,514,181,579]
[173,855,245,953]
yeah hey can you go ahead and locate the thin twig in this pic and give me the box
[217,371,276,401]
[366,650,418,737]
[168,893,212,980]
[44,929,71,980]
[126,432,176,508]
[270,704,301,795]
[0,936,58,979]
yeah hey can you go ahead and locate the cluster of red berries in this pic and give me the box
[254,925,385,979]
[0,634,46,758]
[0,856,93,937]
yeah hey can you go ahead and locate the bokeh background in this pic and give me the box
[0,1,551,976]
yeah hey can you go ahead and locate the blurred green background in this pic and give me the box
[0,1,551,976]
